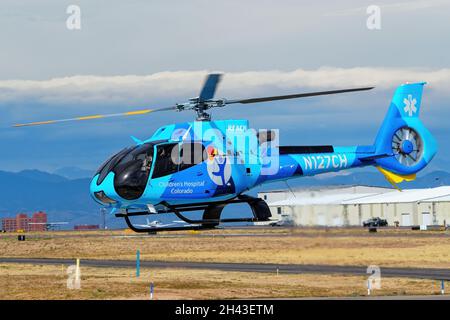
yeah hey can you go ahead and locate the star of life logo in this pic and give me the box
[403,94,417,117]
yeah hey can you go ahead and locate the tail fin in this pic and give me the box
[373,82,437,181]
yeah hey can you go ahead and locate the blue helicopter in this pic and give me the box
[15,74,437,232]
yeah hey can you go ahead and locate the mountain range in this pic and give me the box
[0,168,449,228]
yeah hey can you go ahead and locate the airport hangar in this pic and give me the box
[258,186,450,228]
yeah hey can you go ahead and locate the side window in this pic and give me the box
[152,143,179,179]
[179,143,206,171]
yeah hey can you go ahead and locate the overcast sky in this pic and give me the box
[0,0,449,174]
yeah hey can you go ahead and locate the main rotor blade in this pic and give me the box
[199,73,222,102]
[226,87,374,104]
[13,106,176,127]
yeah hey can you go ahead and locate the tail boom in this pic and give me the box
[257,82,436,186]
[258,145,380,184]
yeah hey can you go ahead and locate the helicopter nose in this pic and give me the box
[90,173,120,206]
[93,190,117,205]
[90,143,153,204]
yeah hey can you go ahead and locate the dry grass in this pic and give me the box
[1,228,449,268]
[0,263,444,300]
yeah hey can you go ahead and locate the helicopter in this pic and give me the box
[14,74,437,232]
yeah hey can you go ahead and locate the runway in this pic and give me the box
[1,257,449,280]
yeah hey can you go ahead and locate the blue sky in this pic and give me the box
[0,0,449,174]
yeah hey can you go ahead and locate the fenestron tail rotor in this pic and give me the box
[12,73,374,127]
[391,127,423,167]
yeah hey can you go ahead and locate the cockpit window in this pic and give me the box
[151,143,179,179]
[150,142,207,179]
[179,142,207,171]
[114,144,153,175]
[96,147,130,186]
[113,143,154,200]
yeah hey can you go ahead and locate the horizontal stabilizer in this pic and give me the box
[359,153,391,162]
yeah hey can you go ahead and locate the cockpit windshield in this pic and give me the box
[113,143,154,200]
[95,147,131,185]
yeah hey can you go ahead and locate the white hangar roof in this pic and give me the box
[421,194,450,202]
[267,186,450,206]
[342,186,450,204]
[268,193,379,206]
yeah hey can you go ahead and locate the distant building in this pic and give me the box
[2,217,17,232]
[258,186,450,228]
[74,224,99,230]
[30,211,47,231]
[1,211,48,232]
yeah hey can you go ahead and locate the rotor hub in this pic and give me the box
[400,140,414,154]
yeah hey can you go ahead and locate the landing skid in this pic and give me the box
[115,195,272,233]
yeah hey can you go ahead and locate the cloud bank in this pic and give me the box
[0,67,449,108]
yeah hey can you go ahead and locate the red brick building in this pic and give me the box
[30,211,47,231]
[2,217,17,232]
[1,212,47,232]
